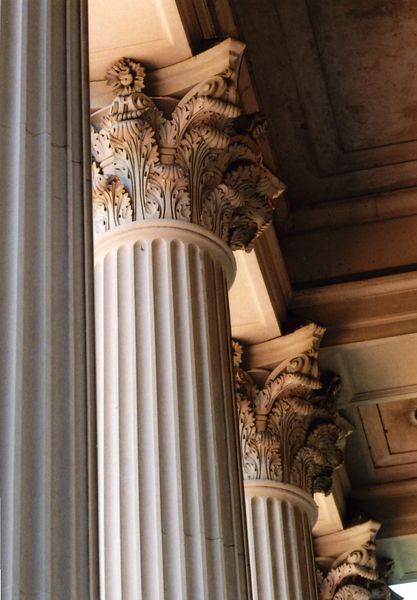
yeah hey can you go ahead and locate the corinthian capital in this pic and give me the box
[234,323,351,495]
[91,48,285,250]
[315,521,393,600]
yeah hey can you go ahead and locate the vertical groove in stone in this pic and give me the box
[117,244,141,600]
[214,260,249,597]
[103,250,122,599]
[0,1,96,599]
[95,258,106,598]
[95,227,248,599]
[245,491,318,600]
[191,243,226,599]
[172,240,207,599]
[303,507,317,596]
[153,238,187,599]
[135,238,164,600]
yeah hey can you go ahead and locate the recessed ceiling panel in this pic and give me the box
[359,399,417,471]
[233,0,417,204]
[277,0,417,174]
[306,0,417,152]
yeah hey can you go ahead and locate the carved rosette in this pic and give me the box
[234,325,351,495]
[316,523,392,600]
[91,56,285,250]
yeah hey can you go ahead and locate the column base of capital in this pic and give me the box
[94,219,237,288]
[244,480,318,527]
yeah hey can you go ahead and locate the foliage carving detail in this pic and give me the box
[92,57,285,250]
[233,326,351,495]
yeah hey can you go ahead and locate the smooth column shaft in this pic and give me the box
[245,482,318,600]
[94,222,250,600]
[0,1,97,599]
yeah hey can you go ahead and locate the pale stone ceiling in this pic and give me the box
[88,0,191,80]
[231,0,417,290]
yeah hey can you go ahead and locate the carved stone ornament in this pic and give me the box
[316,521,392,600]
[91,56,285,250]
[233,325,352,495]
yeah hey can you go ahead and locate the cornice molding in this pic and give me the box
[353,479,417,539]
[91,44,284,250]
[277,186,417,236]
[290,271,417,346]
[234,324,352,495]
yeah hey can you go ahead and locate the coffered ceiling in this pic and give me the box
[231,0,417,289]
[319,333,417,583]
[233,0,417,205]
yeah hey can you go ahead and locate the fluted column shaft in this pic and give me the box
[245,482,318,600]
[94,221,250,600]
[0,1,97,599]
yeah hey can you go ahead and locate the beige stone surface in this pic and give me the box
[88,0,191,80]
[245,482,318,600]
[86,0,417,592]
[95,222,250,599]
[229,248,282,344]
[0,1,97,598]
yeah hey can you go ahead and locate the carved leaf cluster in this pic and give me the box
[317,543,391,600]
[91,58,285,250]
[92,162,133,235]
[234,330,351,495]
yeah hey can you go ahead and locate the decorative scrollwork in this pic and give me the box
[316,522,393,600]
[234,324,352,495]
[92,57,285,250]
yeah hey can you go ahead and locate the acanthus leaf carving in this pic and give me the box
[333,585,371,600]
[92,162,133,235]
[91,53,285,249]
[318,543,379,600]
[146,164,190,220]
[316,521,393,600]
[233,324,352,495]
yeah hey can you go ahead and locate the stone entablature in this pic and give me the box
[233,324,352,496]
[91,52,284,251]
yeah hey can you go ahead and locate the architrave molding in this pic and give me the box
[290,271,417,346]
[353,479,417,539]
[278,186,417,236]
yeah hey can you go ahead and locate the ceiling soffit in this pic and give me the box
[231,0,417,206]
[88,0,192,81]
[318,333,417,487]
[278,0,417,175]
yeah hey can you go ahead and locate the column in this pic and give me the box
[92,55,284,598]
[0,1,97,600]
[315,520,393,599]
[234,324,351,600]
